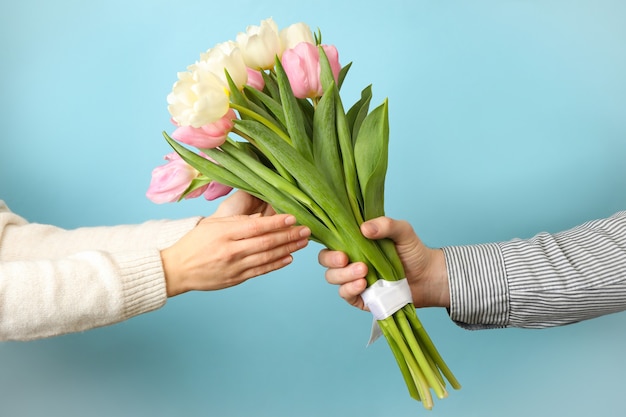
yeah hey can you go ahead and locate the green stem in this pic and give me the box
[403,305,462,390]
[384,327,421,402]
[379,316,434,410]
[395,309,447,400]
[230,128,295,184]
[231,103,293,146]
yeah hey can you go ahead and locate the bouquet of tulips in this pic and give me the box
[147,18,460,409]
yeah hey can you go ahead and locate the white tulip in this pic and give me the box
[197,41,248,90]
[279,22,315,51]
[235,17,281,70]
[167,69,230,128]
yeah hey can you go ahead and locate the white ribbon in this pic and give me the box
[360,278,412,346]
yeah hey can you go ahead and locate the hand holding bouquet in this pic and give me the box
[147,18,460,409]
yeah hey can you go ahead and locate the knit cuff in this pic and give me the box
[113,249,169,320]
[115,217,200,319]
[443,243,510,329]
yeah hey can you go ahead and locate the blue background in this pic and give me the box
[1,1,626,416]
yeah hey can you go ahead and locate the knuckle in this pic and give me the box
[257,234,274,251]
[246,220,264,236]
[220,247,239,264]
[379,216,394,230]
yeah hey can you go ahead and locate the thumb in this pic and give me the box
[212,190,261,218]
[361,217,416,246]
[360,219,380,238]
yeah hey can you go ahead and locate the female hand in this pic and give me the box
[162,191,310,296]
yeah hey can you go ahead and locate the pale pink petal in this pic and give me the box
[171,109,236,149]
[321,44,341,83]
[281,43,322,99]
[146,155,198,204]
[184,183,210,200]
[203,181,233,201]
[246,68,265,90]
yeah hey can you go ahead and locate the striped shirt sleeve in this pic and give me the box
[442,211,626,329]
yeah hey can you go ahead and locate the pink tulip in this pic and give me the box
[281,42,341,99]
[193,152,233,200]
[171,109,237,149]
[321,44,341,82]
[146,153,206,204]
[203,181,233,201]
[246,67,265,91]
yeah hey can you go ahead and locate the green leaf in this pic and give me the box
[346,85,373,145]
[237,141,273,168]
[235,119,340,226]
[163,132,262,199]
[318,47,363,222]
[297,98,314,139]
[243,85,287,129]
[274,57,314,162]
[208,140,341,248]
[221,140,331,227]
[354,99,389,221]
[261,70,280,99]
[352,100,405,278]
[313,27,322,45]
[165,131,339,246]
[337,61,352,90]
[178,177,212,201]
[225,71,279,128]
[312,83,350,211]
[229,104,296,185]
[333,87,363,224]
[318,45,336,94]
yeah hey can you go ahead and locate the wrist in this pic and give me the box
[418,248,450,308]
[161,247,186,297]
[431,248,451,308]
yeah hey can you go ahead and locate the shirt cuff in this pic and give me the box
[442,243,510,329]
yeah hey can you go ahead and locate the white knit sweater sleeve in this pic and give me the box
[442,211,626,329]
[0,200,200,341]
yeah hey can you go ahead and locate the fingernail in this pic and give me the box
[362,222,378,235]
[353,263,367,276]
[299,227,311,238]
[284,215,297,225]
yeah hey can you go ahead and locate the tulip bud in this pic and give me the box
[281,43,341,99]
[246,68,265,91]
[279,22,315,51]
[172,109,236,149]
[146,153,206,203]
[203,181,233,201]
[167,68,230,128]
[197,41,248,90]
[236,18,281,70]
